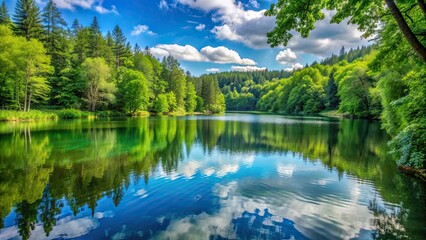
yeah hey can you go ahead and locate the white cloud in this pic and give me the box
[177,0,275,49]
[276,48,298,65]
[207,68,220,73]
[131,25,156,36]
[195,24,206,31]
[150,44,257,65]
[200,46,256,65]
[53,0,118,14]
[249,0,260,8]
[94,1,118,15]
[284,63,304,72]
[151,44,204,61]
[159,0,169,10]
[177,1,370,56]
[231,66,267,72]
[287,11,370,57]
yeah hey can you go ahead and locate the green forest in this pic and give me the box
[192,0,426,173]
[0,0,225,117]
[0,0,425,172]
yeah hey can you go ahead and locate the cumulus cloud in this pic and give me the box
[207,68,220,73]
[249,0,260,8]
[159,0,169,10]
[284,63,304,72]
[276,48,298,65]
[150,44,257,65]
[177,1,370,56]
[131,25,156,36]
[195,24,206,31]
[231,66,267,72]
[176,0,275,49]
[200,46,256,65]
[287,11,370,57]
[151,44,204,61]
[53,0,118,14]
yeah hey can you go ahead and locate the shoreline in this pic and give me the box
[0,109,206,122]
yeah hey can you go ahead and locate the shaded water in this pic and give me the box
[0,113,424,239]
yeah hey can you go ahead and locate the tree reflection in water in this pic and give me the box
[0,115,424,239]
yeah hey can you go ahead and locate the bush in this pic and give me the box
[56,109,82,119]
[96,111,125,117]
[390,123,426,169]
[0,110,58,121]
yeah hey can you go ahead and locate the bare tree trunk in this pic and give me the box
[385,0,426,61]
[418,0,426,19]
[28,86,32,111]
[16,77,21,111]
[24,67,29,112]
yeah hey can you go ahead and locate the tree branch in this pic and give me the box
[385,0,426,61]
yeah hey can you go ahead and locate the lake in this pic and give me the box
[0,113,424,239]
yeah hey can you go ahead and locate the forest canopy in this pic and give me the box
[0,0,225,114]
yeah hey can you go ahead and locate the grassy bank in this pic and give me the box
[0,109,198,121]
[0,110,59,121]
[318,110,346,118]
[0,109,97,121]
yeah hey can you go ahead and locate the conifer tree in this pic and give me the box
[13,0,42,40]
[0,1,11,25]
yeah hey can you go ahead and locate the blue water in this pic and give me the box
[0,114,424,239]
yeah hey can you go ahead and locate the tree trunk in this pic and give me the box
[24,72,29,112]
[385,0,426,61]
[28,86,32,111]
[418,0,426,19]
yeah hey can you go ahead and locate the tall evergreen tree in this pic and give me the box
[71,18,80,36]
[134,43,141,54]
[41,0,66,54]
[325,70,340,110]
[0,1,11,25]
[88,16,103,58]
[112,25,127,67]
[13,0,42,40]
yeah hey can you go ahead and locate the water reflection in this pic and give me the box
[0,114,424,239]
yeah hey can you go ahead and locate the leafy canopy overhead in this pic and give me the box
[265,0,384,47]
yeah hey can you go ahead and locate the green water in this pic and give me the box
[0,114,424,239]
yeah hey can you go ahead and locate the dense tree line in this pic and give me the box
[0,0,225,114]
[196,0,426,170]
[264,0,426,171]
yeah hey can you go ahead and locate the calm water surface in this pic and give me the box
[0,113,424,239]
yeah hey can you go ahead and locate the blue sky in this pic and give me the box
[5,0,370,76]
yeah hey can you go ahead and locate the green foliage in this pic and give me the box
[13,0,42,40]
[0,25,53,111]
[54,109,93,119]
[0,110,57,121]
[335,56,381,118]
[0,1,12,25]
[80,57,115,112]
[117,68,149,114]
[185,81,197,113]
[166,92,177,112]
[153,94,169,113]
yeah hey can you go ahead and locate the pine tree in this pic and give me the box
[71,18,80,36]
[112,25,127,67]
[41,0,66,54]
[134,43,141,54]
[13,0,42,40]
[0,1,11,25]
[88,16,103,58]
